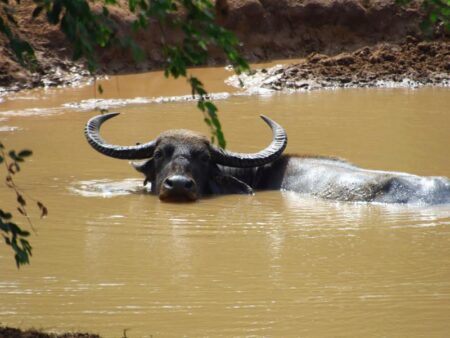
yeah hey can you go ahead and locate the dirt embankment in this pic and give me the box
[0,0,448,93]
[230,38,450,91]
[218,0,425,61]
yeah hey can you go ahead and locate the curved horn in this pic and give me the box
[211,115,287,168]
[85,113,156,159]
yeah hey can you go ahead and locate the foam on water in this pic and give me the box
[0,125,20,132]
[0,107,64,117]
[69,178,150,198]
[226,64,450,94]
[1,92,235,117]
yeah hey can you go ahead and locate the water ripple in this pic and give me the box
[69,178,148,197]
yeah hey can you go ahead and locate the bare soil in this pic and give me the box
[235,38,450,91]
[1,0,447,94]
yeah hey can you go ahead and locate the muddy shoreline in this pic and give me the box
[228,39,450,93]
[1,0,448,95]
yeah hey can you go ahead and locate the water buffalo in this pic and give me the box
[85,113,450,204]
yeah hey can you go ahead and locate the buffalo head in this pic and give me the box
[85,113,287,201]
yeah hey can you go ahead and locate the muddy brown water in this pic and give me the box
[1,66,450,337]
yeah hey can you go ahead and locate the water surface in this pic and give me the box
[1,68,450,337]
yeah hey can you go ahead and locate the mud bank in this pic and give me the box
[0,327,100,338]
[218,0,425,61]
[228,39,450,92]
[0,0,438,94]
[0,1,91,93]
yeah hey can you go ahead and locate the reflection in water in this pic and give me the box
[1,76,450,337]
[281,191,450,230]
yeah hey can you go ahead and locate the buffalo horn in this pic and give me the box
[85,113,156,159]
[211,115,287,168]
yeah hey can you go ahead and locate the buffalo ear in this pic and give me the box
[209,174,254,195]
[131,159,155,182]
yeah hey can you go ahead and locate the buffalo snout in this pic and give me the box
[160,175,197,201]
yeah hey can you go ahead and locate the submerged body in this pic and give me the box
[224,156,450,204]
[85,113,450,205]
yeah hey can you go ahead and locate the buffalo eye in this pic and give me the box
[200,154,210,163]
[154,150,163,160]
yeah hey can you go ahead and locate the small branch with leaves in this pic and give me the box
[396,0,450,34]
[0,142,47,268]
[1,0,251,148]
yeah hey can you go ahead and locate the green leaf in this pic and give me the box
[129,0,138,12]
[9,150,23,162]
[102,5,110,17]
[9,222,29,237]
[4,235,11,246]
[203,117,212,126]
[430,11,438,23]
[18,149,32,158]
[204,101,217,114]
[0,209,13,220]
[47,1,62,24]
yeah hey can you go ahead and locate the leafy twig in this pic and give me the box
[0,142,47,267]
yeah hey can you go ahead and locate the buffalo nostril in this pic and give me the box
[164,178,174,189]
[161,175,197,201]
[163,175,195,192]
[184,179,194,190]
